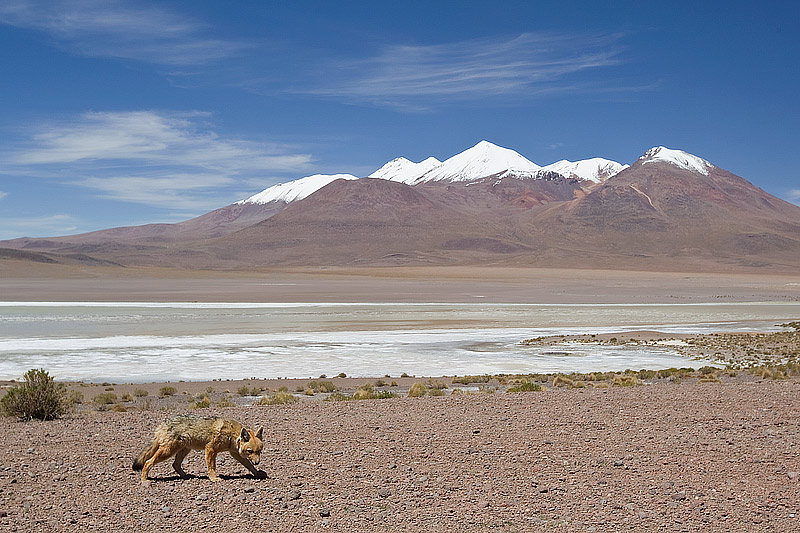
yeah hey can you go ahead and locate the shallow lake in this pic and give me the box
[1,302,798,382]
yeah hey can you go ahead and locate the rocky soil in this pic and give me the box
[1,378,799,532]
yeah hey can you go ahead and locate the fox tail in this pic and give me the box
[132,440,159,471]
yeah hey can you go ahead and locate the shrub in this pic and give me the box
[191,394,212,409]
[159,386,177,398]
[0,369,69,421]
[68,390,84,405]
[408,382,428,397]
[121,392,135,402]
[425,379,448,390]
[133,388,149,397]
[452,375,490,385]
[308,381,338,393]
[258,391,298,405]
[92,392,118,405]
[507,382,543,393]
[237,385,261,397]
[612,375,641,387]
[324,391,352,402]
[217,396,235,408]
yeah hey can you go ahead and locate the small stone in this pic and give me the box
[787,472,798,480]
[244,487,255,493]
[378,489,391,498]
[287,490,301,501]
[319,509,331,518]
[614,460,625,467]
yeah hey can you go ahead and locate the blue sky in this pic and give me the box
[1,0,798,239]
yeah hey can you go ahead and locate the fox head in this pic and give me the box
[237,426,264,465]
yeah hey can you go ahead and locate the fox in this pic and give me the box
[133,416,264,483]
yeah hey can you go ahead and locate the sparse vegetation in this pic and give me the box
[0,369,70,421]
[408,382,428,397]
[258,391,299,405]
[158,386,177,398]
[237,385,261,397]
[92,392,118,406]
[507,382,543,393]
[133,388,149,397]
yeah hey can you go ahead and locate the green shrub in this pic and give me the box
[92,392,118,405]
[68,390,84,405]
[133,388,149,397]
[237,385,261,397]
[0,369,69,421]
[506,382,543,393]
[258,391,298,405]
[324,391,352,402]
[452,375,490,385]
[159,386,177,398]
[308,381,338,393]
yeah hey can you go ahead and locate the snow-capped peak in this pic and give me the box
[639,146,714,175]
[542,158,628,183]
[415,140,542,183]
[237,174,358,205]
[368,156,441,184]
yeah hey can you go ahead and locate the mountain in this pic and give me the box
[368,157,441,184]
[411,140,542,183]
[238,174,359,204]
[535,147,800,269]
[542,158,628,183]
[2,142,799,272]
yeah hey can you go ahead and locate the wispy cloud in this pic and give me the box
[301,33,626,110]
[0,0,246,65]
[0,191,7,200]
[0,214,79,240]
[4,111,313,210]
[787,189,800,204]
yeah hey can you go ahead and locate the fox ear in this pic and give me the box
[240,427,250,442]
[255,426,263,440]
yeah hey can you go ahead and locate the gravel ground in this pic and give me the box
[1,378,799,532]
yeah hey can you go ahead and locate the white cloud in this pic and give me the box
[0,0,246,65]
[4,110,313,209]
[302,33,625,110]
[0,191,7,200]
[0,214,79,240]
[787,189,800,204]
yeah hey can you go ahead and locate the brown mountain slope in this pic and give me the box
[528,159,800,270]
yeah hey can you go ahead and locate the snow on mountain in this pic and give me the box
[639,146,714,175]
[415,140,542,184]
[237,174,359,205]
[368,156,441,184]
[542,158,628,183]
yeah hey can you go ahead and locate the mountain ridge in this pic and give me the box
[2,141,799,273]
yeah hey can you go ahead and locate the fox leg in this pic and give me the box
[230,451,262,477]
[205,445,221,481]
[172,448,190,478]
[141,446,171,482]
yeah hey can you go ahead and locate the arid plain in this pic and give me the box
[1,263,799,531]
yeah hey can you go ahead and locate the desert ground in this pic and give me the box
[1,371,799,532]
[1,263,799,303]
[1,265,799,531]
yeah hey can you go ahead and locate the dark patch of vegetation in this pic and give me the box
[0,369,69,421]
